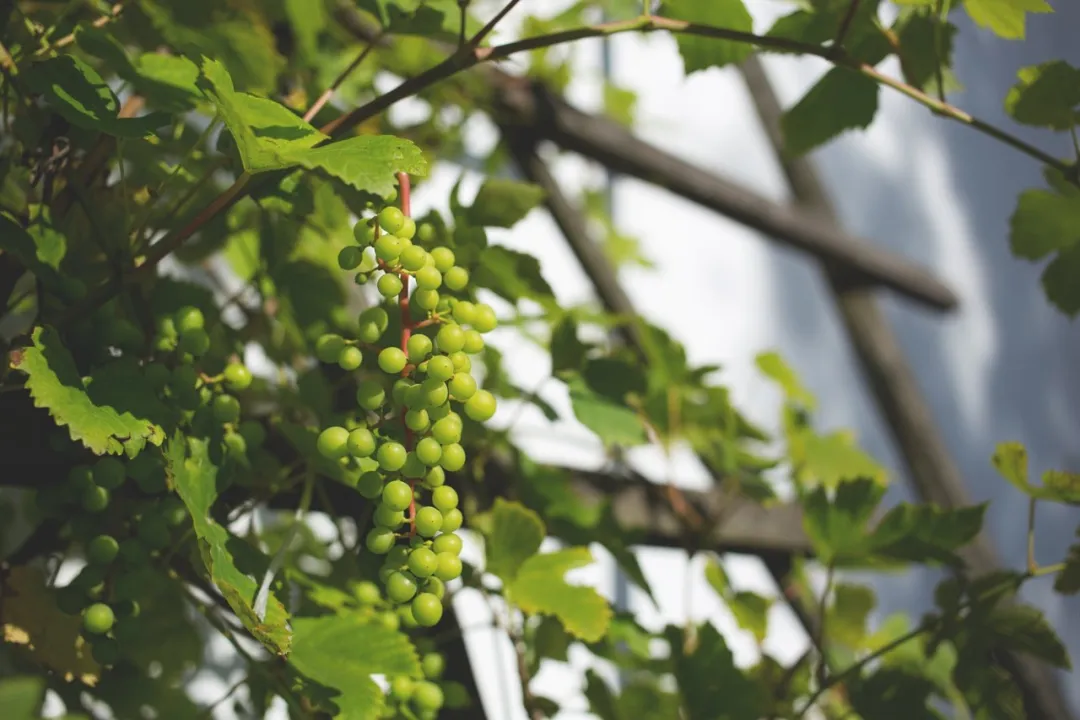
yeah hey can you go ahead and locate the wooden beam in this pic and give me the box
[738,54,1073,720]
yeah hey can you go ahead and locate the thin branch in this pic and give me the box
[31,1,126,59]
[1027,497,1038,574]
[468,0,524,49]
[303,36,382,122]
[831,0,861,54]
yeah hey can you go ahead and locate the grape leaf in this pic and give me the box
[0,213,66,292]
[662,0,754,73]
[167,434,291,655]
[848,670,943,720]
[665,623,766,720]
[1005,61,1080,130]
[728,591,771,643]
[485,499,546,583]
[566,375,648,446]
[289,616,420,720]
[982,604,1071,669]
[0,677,45,720]
[507,547,612,642]
[1042,470,1080,504]
[802,478,885,565]
[550,316,589,373]
[1054,535,1080,595]
[465,179,545,228]
[756,351,816,409]
[867,502,986,566]
[10,326,168,456]
[896,13,961,95]
[992,441,1080,502]
[781,69,879,156]
[827,583,876,648]
[795,430,886,488]
[289,136,429,198]
[962,0,1052,40]
[1009,185,1080,261]
[1041,243,1080,317]
[474,246,555,306]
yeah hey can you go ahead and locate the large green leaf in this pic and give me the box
[1004,61,1080,130]
[981,604,1071,669]
[22,56,167,137]
[167,434,291,655]
[507,547,612,643]
[290,136,429,198]
[867,502,987,566]
[473,246,555,306]
[0,213,66,292]
[795,429,887,489]
[1009,184,1080,261]
[567,375,648,446]
[10,327,169,456]
[465,179,545,228]
[1041,243,1080,317]
[485,499,546,584]
[666,623,766,720]
[0,677,44,720]
[781,68,879,156]
[963,0,1052,40]
[662,0,754,73]
[802,478,885,565]
[827,583,876,648]
[289,615,420,720]
[895,12,961,96]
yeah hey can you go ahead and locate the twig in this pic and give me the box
[488,597,544,720]
[198,674,248,719]
[31,2,126,59]
[815,563,836,686]
[254,472,314,621]
[1026,497,1038,574]
[468,0,524,48]
[303,36,382,122]
[831,0,861,54]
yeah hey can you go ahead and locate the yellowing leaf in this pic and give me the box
[963,0,1052,40]
[507,548,612,643]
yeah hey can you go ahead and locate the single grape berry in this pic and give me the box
[431,416,462,445]
[358,307,389,344]
[378,347,408,374]
[401,245,428,271]
[432,486,459,512]
[338,246,365,270]
[82,603,115,635]
[414,288,439,310]
[443,266,469,291]
[86,535,120,565]
[426,355,454,382]
[415,266,442,290]
[390,676,415,702]
[422,378,449,407]
[439,443,466,472]
[452,300,476,325]
[82,485,110,513]
[224,362,253,391]
[415,437,443,466]
[357,471,384,499]
[354,222,376,246]
[441,508,464,532]
[424,466,447,489]
[354,581,381,605]
[448,373,477,401]
[411,593,443,627]
[379,207,406,234]
[178,327,210,356]
[315,333,346,363]
[375,234,403,262]
[386,571,418,603]
[403,453,428,479]
[432,532,463,556]
[450,351,471,373]
[463,329,485,354]
[399,216,417,240]
[347,428,376,457]
[473,303,498,333]
[366,527,396,554]
[405,409,430,432]
[382,479,413,511]
[435,552,463,582]
[213,394,241,424]
[422,653,445,680]
[93,457,126,490]
[356,380,387,411]
[408,547,439,578]
[436,325,465,354]
[338,345,363,371]
[407,334,433,363]
[430,247,455,272]
[378,442,408,472]
[174,306,205,334]
[378,273,404,298]
[387,545,410,567]
[317,426,350,460]
[464,390,497,422]
[415,506,443,537]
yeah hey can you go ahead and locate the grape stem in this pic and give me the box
[396,171,418,536]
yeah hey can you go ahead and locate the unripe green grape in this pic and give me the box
[315,333,347,363]
[161,497,188,526]
[473,303,498,333]
[411,593,442,627]
[391,676,415,702]
[450,351,471,373]
[93,457,126,490]
[435,297,453,315]
[356,380,386,411]
[448,373,477,401]
[429,247,455,272]
[417,223,436,244]
[338,346,363,371]
[415,266,442,290]
[401,452,426,479]
[357,471,384,499]
[426,355,454,382]
[366,527,396,554]
[155,316,178,351]
[465,390,498,423]
[431,416,462,445]
[414,288,440,310]
[407,334,433,363]
[224,362,253,391]
[392,379,413,407]
[317,426,350,459]
[224,430,247,459]
[237,420,266,449]
[463,329,484,354]
[428,403,451,422]
[421,653,445,680]
[82,485,110,513]
[452,300,476,325]
[175,306,205,334]
[387,545,410,568]
[338,246,365,270]
[379,207,406,234]
[398,216,417,240]
[82,603,115,635]
[424,466,446,489]
[378,442,408,472]
[382,479,412,511]
[87,535,119,565]
[358,307,389,344]
[374,234,403,262]
[378,348,407,375]
[178,327,210,356]
[408,547,438,578]
[377,611,401,631]
[347,428,376,458]
[433,532,463,555]
[432,486,459,512]
[435,552,463,582]
[424,576,447,599]
[354,222,376,246]
[422,378,449,407]
[436,325,465,354]
[213,394,241,424]
[415,506,443,537]
[374,504,405,529]
[386,571,417,603]
[443,266,469,291]
[441,508,463,532]
[404,384,429,410]
[414,681,445,712]
[114,598,141,618]
[415,437,442,466]
[439,443,466,472]
[405,409,430,432]
[378,273,403,298]
[354,581,381,605]
[401,245,428,271]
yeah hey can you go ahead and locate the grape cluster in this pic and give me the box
[40,304,261,667]
[314,198,498,628]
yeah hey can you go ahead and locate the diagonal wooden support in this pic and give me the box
[738,54,1073,720]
